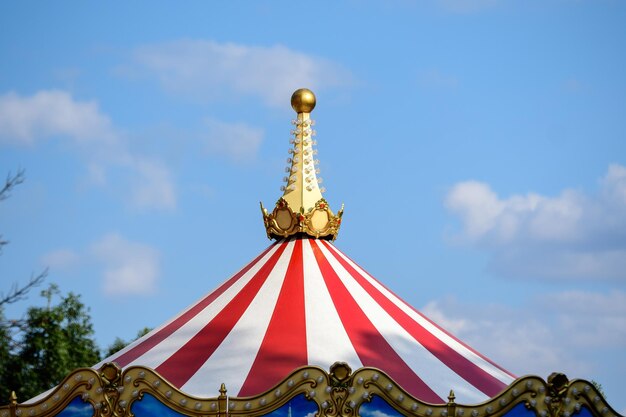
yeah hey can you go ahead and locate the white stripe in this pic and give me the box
[303,239,362,370]
[328,243,514,385]
[318,242,487,403]
[181,240,296,396]
[99,243,283,371]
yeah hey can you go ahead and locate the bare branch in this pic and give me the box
[0,170,25,254]
[0,169,25,201]
[0,269,48,307]
[0,235,7,254]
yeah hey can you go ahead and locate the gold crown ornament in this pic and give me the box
[261,88,344,241]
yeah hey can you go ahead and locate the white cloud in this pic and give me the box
[124,39,352,106]
[130,158,177,210]
[601,163,626,206]
[0,89,177,211]
[361,409,398,417]
[0,90,114,145]
[540,290,626,349]
[446,182,584,244]
[86,154,177,212]
[445,164,626,280]
[446,181,507,240]
[489,248,626,281]
[203,118,263,162]
[421,290,626,380]
[86,162,108,186]
[91,233,160,296]
[40,249,80,270]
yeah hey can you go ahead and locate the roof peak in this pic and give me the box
[261,89,343,241]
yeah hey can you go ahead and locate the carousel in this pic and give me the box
[1,89,621,417]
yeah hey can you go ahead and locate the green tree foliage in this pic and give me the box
[0,310,11,404]
[0,285,101,403]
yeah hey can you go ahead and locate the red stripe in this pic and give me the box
[112,242,278,367]
[321,241,512,396]
[155,241,290,388]
[309,240,443,404]
[239,238,308,396]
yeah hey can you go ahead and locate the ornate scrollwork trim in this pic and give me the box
[261,198,343,241]
[2,363,622,417]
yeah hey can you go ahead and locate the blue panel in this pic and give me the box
[131,394,187,417]
[360,396,405,417]
[130,393,318,417]
[501,403,536,417]
[362,396,581,417]
[55,397,93,417]
[578,406,596,417]
[262,394,318,417]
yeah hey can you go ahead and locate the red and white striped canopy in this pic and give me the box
[98,237,515,404]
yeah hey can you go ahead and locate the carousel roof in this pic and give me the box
[97,236,514,404]
[97,89,515,404]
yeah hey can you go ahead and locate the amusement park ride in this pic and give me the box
[1,89,621,417]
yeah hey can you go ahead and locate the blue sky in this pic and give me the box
[1,0,625,411]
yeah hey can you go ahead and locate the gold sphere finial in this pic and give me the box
[291,88,316,113]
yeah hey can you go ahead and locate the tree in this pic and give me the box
[0,171,100,403]
[0,169,47,403]
[0,310,11,404]
[1,284,101,402]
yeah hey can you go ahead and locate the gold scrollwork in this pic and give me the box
[261,198,343,241]
[2,363,622,417]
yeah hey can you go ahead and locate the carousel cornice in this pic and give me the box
[261,88,343,241]
[2,362,620,417]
